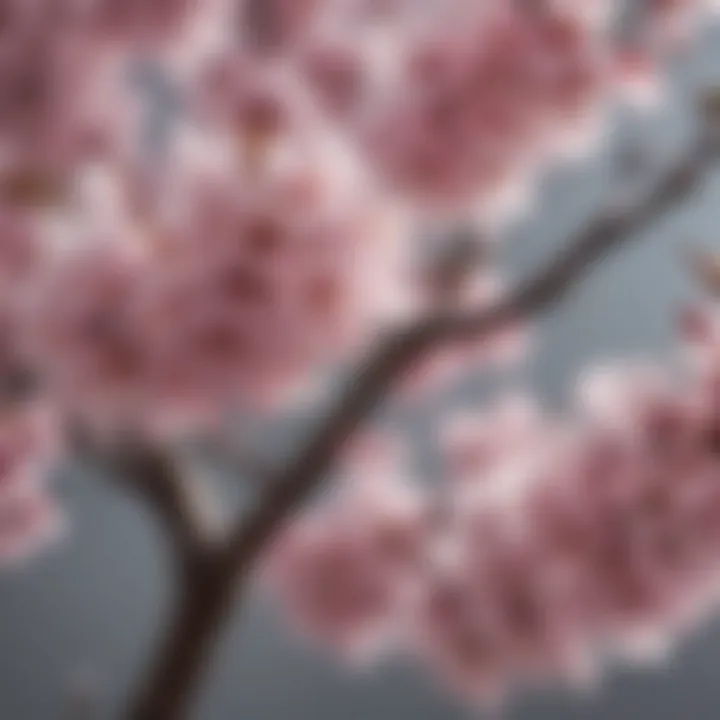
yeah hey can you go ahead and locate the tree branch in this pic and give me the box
[192,434,274,485]
[124,129,718,719]
[223,130,716,575]
[80,436,215,574]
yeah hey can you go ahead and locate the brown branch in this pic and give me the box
[192,433,274,484]
[224,130,715,574]
[79,436,215,575]
[420,223,490,307]
[125,129,717,719]
[119,447,215,566]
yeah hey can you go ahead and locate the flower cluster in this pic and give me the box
[1,0,716,436]
[263,436,426,657]
[0,0,136,198]
[265,309,720,706]
[25,165,401,431]
[362,5,614,212]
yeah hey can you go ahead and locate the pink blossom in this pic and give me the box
[441,395,542,486]
[190,50,296,143]
[0,404,62,567]
[360,4,612,210]
[613,47,665,107]
[80,0,199,48]
[0,486,64,566]
[263,471,426,658]
[300,42,367,119]
[237,0,324,52]
[20,151,405,430]
[0,206,49,381]
[0,209,45,291]
[25,246,155,426]
[0,1,125,190]
[138,167,398,415]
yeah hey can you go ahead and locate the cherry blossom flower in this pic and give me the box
[190,50,296,143]
[264,468,426,659]
[0,403,62,567]
[80,0,202,49]
[137,165,404,415]
[0,206,50,383]
[236,0,324,53]
[0,0,129,194]
[25,245,154,427]
[359,4,612,211]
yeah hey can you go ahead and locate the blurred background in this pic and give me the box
[2,17,720,720]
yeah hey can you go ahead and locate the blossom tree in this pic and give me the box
[2,0,720,718]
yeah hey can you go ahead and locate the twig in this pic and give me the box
[79,435,215,575]
[192,434,274,485]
